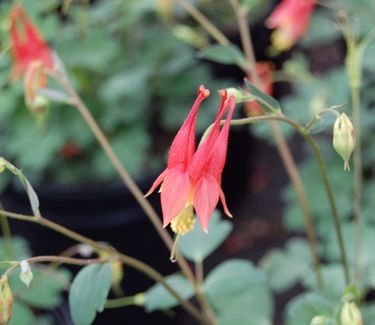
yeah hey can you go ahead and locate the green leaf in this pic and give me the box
[144,273,194,312]
[0,236,31,261]
[244,79,281,114]
[303,264,345,300]
[9,302,36,325]
[204,259,267,300]
[198,45,246,68]
[204,260,273,325]
[11,268,71,309]
[260,239,312,293]
[217,287,273,325]
[179,211,232,262]
[69,264,112,325]
[286,292,336,325]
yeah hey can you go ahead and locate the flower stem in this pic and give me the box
[47,70,196,285]
[0,210,205,323]
[105,296,139,309]
[176,0,230,46]
[351,83,362,282]
[228,115,351,285]
[229,0,323,289]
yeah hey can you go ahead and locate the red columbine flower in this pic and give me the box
[9,5,53,81]
[146,86,235,233]
[245,62,274,117]
[266,0,316,51]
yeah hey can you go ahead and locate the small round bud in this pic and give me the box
[333,113,355,171]
[170,205,195,235]
[0,276,13,324]
[340,301,363,325]
[310,315,333,325]
[134,293,145,306]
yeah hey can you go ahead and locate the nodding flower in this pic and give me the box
[266,0,316,52]
[8,5,53,81]
[146,86,236,233]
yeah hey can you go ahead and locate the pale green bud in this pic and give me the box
[340,301,363,325]
[0,276,13,324]
[19,260,33,287]
[0,158,5,173]
[225,88,253,104]
[310,315,334,325]
[333,113,355,171]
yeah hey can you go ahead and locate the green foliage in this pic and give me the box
[285,292,336,325]
[179,211,233,263]
[204,259,273,325]
[260,239,312,293]
[244,79,281,114]
[0,0,232,186]
[69,263,112,325]
[198,44,246,68]
[144,273,194,312]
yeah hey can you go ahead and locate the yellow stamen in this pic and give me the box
[170,205,195,235]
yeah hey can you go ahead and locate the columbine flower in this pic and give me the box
[245,62,274,117]
[9,5,53,81]
[266,0,316,52]
[146,86,235,233]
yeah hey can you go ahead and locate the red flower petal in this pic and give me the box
[144,169,167,197]
[194,174,220,233]
[160,166,191,227]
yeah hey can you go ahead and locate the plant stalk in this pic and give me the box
[351,83,362,282]
[0,210,205,323]
[229,0,323,289]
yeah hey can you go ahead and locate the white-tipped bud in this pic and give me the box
[19,260,33,288]
[333,113,355,171]
[340,301,363,325]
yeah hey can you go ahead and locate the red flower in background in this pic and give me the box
[266,0,316,51]
[9,5,53,81]
[245,62,274,117]
[146,86,235,233]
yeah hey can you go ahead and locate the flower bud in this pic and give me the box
[332,113,355,171]
[0,158,6,174]
[340,301,363,325]
[19,260,33,287]
[310,315,333,325]
[0,277,13,324]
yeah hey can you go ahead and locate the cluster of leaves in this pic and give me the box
[0,0,231,188]
[0,237,70,325]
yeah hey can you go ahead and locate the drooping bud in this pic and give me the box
[0,276,13,324]
[170,205,195,235]
[332,113,355,171]
[340,301,363,325]
[19,260,33,287]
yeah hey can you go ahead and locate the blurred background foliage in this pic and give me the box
[0,0,233,188]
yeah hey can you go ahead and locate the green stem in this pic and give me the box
[0,216,13,259]
[227,115,350,284]
[0,210,205,324]
[47,70,196,287]
[105,296,138,309]
[175,0,230,46]
[351,83,362,282]
[228,0,323,289]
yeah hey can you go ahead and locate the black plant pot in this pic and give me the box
[1,176,181,324]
